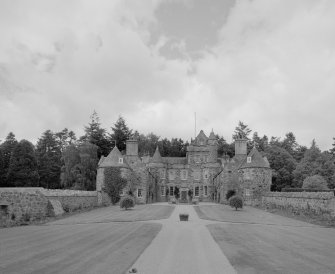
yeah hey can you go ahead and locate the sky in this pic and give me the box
[0,0,335,150]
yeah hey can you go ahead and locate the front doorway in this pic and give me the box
[180,190,188,203]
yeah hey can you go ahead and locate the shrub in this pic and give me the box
[120,195,135,210]
[226,190,236,201]
[229,195,243,211]
[302,175,329,190]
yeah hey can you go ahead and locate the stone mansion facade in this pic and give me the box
[96,130,272,205]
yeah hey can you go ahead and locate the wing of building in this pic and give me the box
[96,130,272,205]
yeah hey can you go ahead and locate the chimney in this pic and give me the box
[235,139,247,156]
[126,138,138,156]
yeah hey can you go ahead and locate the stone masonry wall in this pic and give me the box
[41,189,98,212]
[262,192,335,219]
[0,188,98,226]
[0,188,48,223]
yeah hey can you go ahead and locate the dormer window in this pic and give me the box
[119,158,123,164]
[247,157,251,163]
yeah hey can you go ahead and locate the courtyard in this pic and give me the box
[0,203,335,274]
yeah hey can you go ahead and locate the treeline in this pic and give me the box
[0,114,334,191]
[0,112,189,190]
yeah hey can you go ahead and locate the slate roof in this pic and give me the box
[208,130,216,140]
[239,146,270,169]
[150,146,163,163]
[98,146,128,168]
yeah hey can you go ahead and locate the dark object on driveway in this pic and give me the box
[179,213,189,221]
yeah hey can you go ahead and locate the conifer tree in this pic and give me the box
[81,111,111,158]
[293,140,335,188]
[0,132,18,186]
[110,116,133,153]
[7,140,39,187]
[36,130,62,189]
[232,121,252,140]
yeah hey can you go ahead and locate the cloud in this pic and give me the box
[0,0,335,151]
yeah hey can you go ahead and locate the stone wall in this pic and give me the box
[262,192,335,219]
[0,188,98,226]
[41,189,98,212]
[0,188,48,223]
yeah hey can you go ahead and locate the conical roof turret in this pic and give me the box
[151,146,163,163]
[98,146,126,167]
[209,129,216,140]
[239,146,270,169]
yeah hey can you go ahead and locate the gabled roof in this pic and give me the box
[195,130,208,145]
[98,146,127,168]
[209,130,216,140]
[239,146,270,169]
[150,146,163,163]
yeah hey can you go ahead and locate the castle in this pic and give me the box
[96,130,272,205]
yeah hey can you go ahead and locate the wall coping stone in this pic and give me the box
[263,192,334,199]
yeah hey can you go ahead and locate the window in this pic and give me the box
[247,157,251,163]
[119,188,125,196]
[181,170,188,180]
[194,170,200,180]
[137,188,143,198]
[204,186,208,196]
[160,169,166,179]
[245,189,252,197]
[161,186,166,196]
[168,170,175,180]
[203,170,209,180]
[169,186,174,196]
[194,186,199,197]
[119,158,123,164]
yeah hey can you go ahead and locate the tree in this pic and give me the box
[281,132,298,156]
[137,132,160,156]
[252,132,269,152]
[265,145,297,191]
[302,175,329,190]
[216,135,234,158]
[55,128,77,152]
[232,121,252,140]
[60,144,81,189]
[330,137,335,155]
[293,140,335,188]
[0,148,5,186]
[110,116,133,153]
[36,130,62,189]
[7,140,39,187]
[60,143,98,190]
[80,111,111,158]
[0,132,18,186]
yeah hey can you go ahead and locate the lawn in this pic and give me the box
[0,222,161,274]
[48,204,175,225]
[195,204,335,274]
[0,204,175,274]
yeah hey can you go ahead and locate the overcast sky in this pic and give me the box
[0,0,334,150]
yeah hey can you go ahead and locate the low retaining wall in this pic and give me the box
[0,188,48,223]
[262,192,335,218]
[41,189,98,212]
[0,188,98,225]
